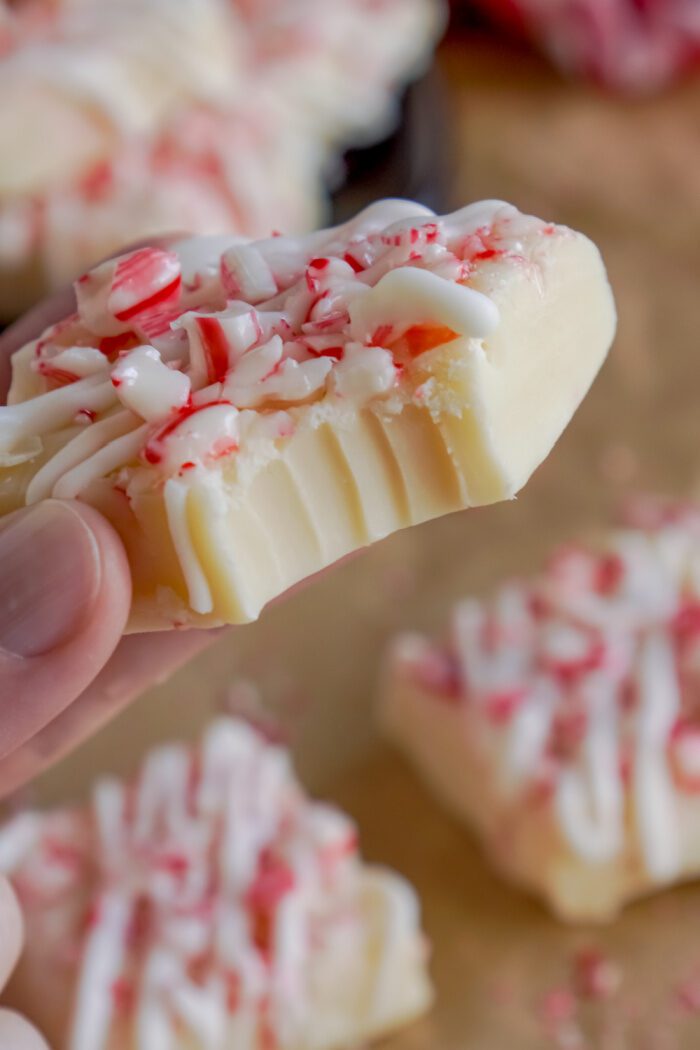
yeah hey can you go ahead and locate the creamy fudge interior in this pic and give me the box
[0,718,432,1050]
[0,198,616,630]
[381,500,700,921]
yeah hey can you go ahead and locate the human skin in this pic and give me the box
[0,249,227,1047]
[0,244,225,798]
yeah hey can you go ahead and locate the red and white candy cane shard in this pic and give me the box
[0,718,432,1050]
[75,248,183,338]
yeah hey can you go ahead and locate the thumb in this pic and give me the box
[0,500,131,759]
[0,1012,50,1049]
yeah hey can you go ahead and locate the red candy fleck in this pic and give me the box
[303,289,329,325]
[259,1012,277,1050]
[186,951,212,986]
[196,316,231,384]
[246,850,295,912]
[311,345,343,360]
[209,438,239,461]
[35,361,79,386]
[548,708,588,761]
[370,324,394,347]
[412,649,462,702]
[79,160,113,202]
[126,897,152,948]
[572,948,622,1000]
[539,986,577,1025]
[302,309,348,334]
[154,852,190,879]
[319,832,358,871]
[115,275,181,322]
[44,838,84,868]
[143,399,232,466]
[595,553,624,594]
[542,638,606,686]
[485,688,527,724]
[668,720,700,794]
[401,323,459,358]
[673,602,700,641]
[343,251,364,273]
[246,849,295,956]
[676,973,700,1015]
[83,902,101,930]
[111,978,135,1016]
[618,745,633,786]
[98,331,139,358]
[225,970,241,1013]
[305,258,330,292]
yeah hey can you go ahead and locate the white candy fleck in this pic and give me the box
[111,346,191,422]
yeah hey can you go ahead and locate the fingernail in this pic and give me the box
[0,501,100,658]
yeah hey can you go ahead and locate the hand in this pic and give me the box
[0,878,48,1048]
[0,259,223,798]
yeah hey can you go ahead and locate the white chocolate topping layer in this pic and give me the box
[1,199,509,472]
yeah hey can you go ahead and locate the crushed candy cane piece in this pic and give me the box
[111,346,191,422]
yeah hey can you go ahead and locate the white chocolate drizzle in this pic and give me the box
[0,718,426,1050]
[398,502,700,882]
[164,478,213,615]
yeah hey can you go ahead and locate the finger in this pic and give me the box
[0,500,131,761]
[0,627,226,797]
[0,1011,49,1050]
[0,877,23,989]
[0,547,357,793]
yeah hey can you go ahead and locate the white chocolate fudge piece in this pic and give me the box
[0,0,242,197]
[0,718,432,1050]
[0,0,316,319]
[0,0,443,316]
[236,0,445,147]
[0,198,616,631]
[381,501,700,922]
